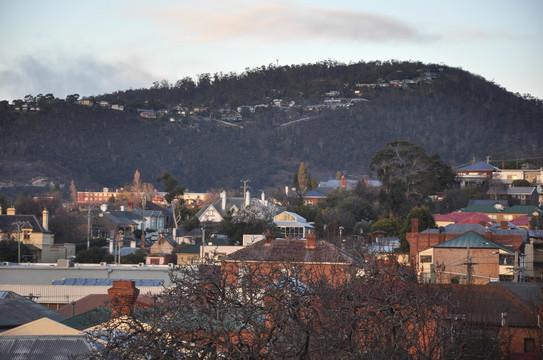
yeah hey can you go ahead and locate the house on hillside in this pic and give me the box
[455,161,500,188]
[407,218,528,279]
[416,231,516,284]
[273,211,314,239]
[0,208,75,263]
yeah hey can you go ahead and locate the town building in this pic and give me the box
[0,208,75,263]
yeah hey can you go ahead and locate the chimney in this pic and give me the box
[500,221,508,230]
[261,191,265,202]
[341,175,346,188]
[411,218,419,233]
[245,191,250,207]
[42,209,49,231]
[285,186,289,196]
[7,207,15,215]
[108,280,140,317]
[265,231,272,245]
[221,191,226,210]
[306,232,316,250]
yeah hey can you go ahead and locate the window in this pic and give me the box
[23,231,31,240]
[499,254,514,266]
[524,338,535,353]
[420,255,432,263]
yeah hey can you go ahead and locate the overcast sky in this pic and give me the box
[1,0,542,102]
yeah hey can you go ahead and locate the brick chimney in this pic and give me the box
[108,281,140,317]
[265,231,273,245]
[306,232,316,250]
[411,218,419,233]
[500,221,508,230]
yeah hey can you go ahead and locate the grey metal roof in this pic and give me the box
[0,335,98,359]
[468,199,509,207]
[456,161,500,172]
[423,224,487,235]
[0,291,67,329]
[506,186,537,195]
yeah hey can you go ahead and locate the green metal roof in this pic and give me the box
[434,231,514,253]
[459,205,501,213]
[502,205,543,215]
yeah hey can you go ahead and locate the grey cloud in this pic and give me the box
[156,4,429,44]
[0,53,156,101]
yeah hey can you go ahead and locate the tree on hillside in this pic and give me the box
[370,141,457,218]
[70,180,78,204]
[297,162,311,193]
[156,171,186,228]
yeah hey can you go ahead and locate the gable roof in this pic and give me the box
[456,161,500,172]
[0,317,81,336]
[0,291,67,330]
[506,186,537,195]
[433,231,514,253]
[223,238,357,264]
[0,215,49,234]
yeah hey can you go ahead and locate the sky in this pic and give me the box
[1,0,542,102]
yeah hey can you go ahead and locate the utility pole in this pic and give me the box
[464,241,477,284]
[13,221,25,264]
[87,207,91,249]
[241,179,251,198]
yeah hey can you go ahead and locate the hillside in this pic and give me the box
[1,60,542,195]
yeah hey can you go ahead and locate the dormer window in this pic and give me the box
[23,230,31,240]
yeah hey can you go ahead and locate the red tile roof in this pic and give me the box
[223,238,357,264]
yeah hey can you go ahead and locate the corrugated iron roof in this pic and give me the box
[434,232,514,253]
[0,335,97,359]
[0,291,67,329]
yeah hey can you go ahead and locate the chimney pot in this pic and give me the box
[306,232,316,249]
[265,231,272,245]
[411,218,419,233]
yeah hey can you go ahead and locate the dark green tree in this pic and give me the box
[370,141,457,218]
[75,247,114,264]
[511,179,531,187]
[399,206,437,252]
[371,218,402,236]
[156,171,186,228]
[0,240,31,262]
[121,249,148,264]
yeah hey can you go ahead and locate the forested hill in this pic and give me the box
[1,60,542,193]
